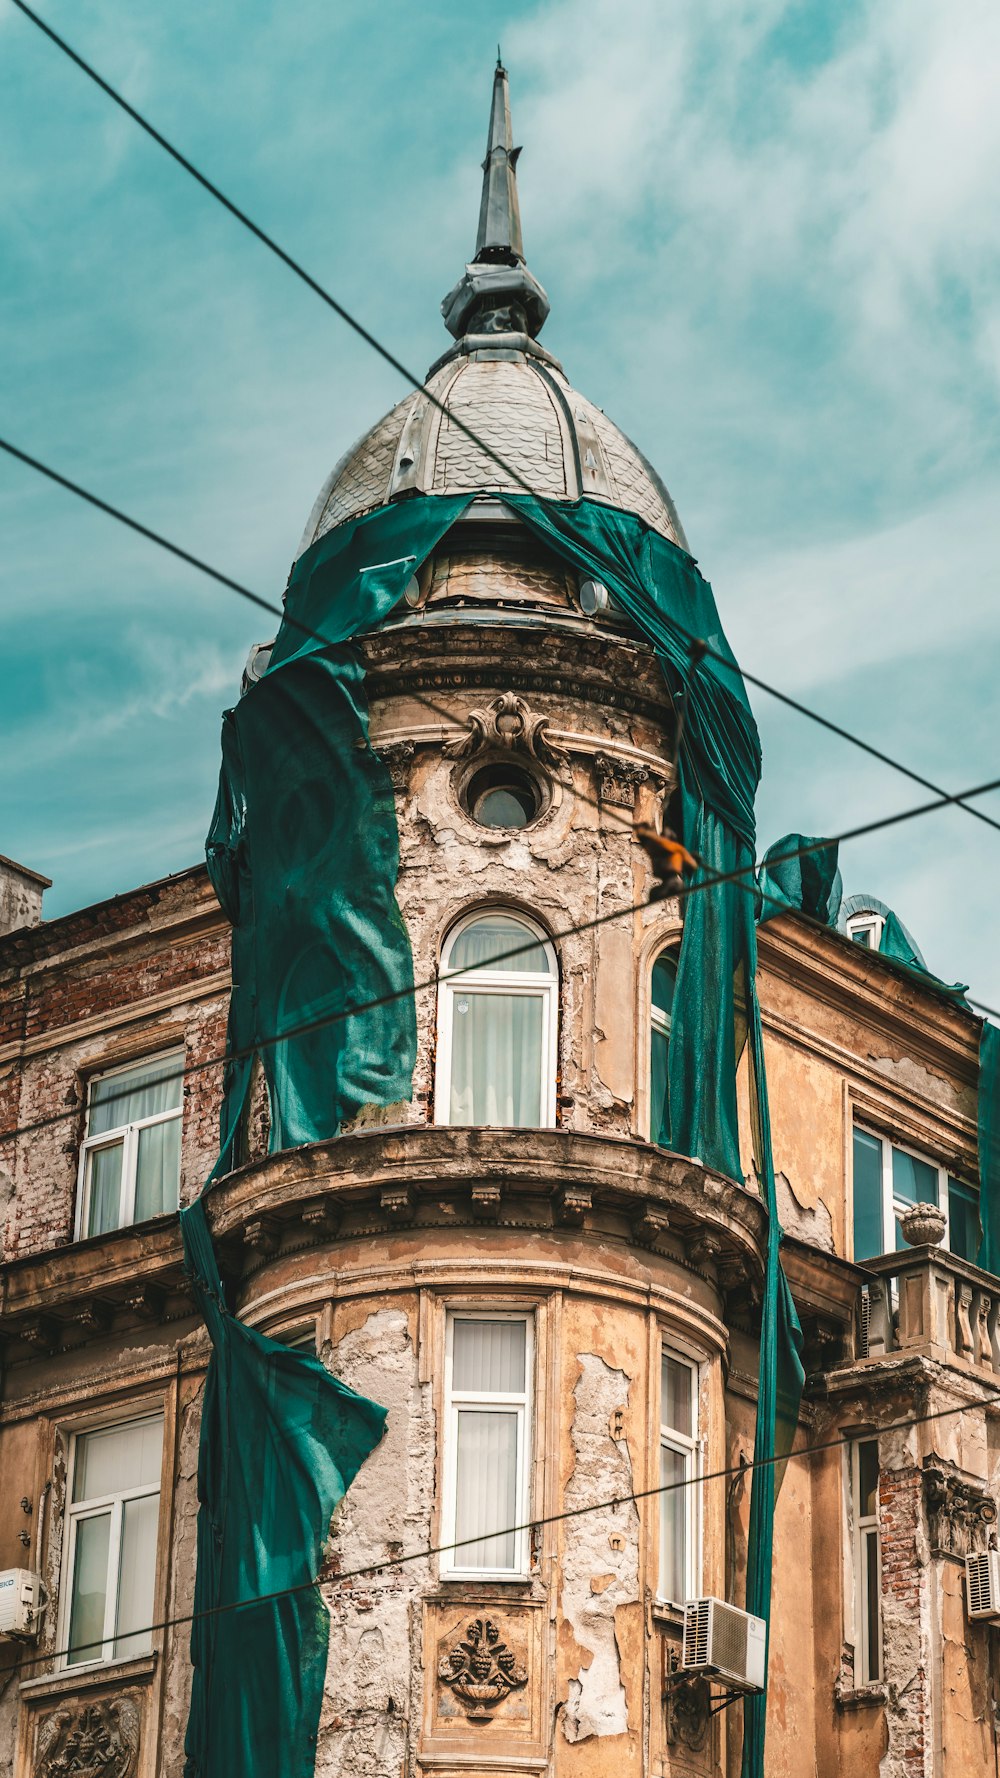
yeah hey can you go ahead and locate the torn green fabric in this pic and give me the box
[180,1195,386,1778]
[977,1022,1000,1277]
[877,908,969,1002]
[758,833,842,928]
[206,495,471,1171]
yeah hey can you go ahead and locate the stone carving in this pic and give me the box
[898,1202,946,1247]
[923,1461,997,1557]
[376,738,416,790]
[443,692,567,765]
[665,1673,711,1751]
[956,1284,975,1359]
[35,1697,140,1778]
[593,751,649,808]
[437,1615,528,1720]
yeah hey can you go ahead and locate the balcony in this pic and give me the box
[858,1245,1000,1374]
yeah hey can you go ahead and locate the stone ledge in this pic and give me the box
[19,1650,157,1700]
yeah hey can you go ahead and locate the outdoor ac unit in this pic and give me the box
[965,1550,1000,1620]
[0,1569,43,1639]
[681,1597,767,1692]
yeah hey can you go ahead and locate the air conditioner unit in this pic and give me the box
[0,1569,44,1639]
[965,1550,1000,1620]
[681,1597,767,1693]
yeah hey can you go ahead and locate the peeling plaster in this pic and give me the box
[869,1053,961,1114]
[560,1354,640,1743]
[776,1170,834,1253]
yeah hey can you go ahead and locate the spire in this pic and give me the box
[440,61,550,346]
[475,58,524,264]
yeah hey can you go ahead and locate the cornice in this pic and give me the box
[0,969,230,1065]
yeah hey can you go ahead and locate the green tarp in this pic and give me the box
[758,832,842,928]
[977,1022,1000,1277]
[199,491,804,1778]
[180,1194,386,1778]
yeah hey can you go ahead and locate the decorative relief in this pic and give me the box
[437,1615,528,1720]
[376,738,416,790]
[593,751,649,808]
[35,1697,140,1778]
[665,1673,711,1752]
[923,1461,998,1557]
[443,692,567,765]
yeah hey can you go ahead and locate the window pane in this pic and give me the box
[134,1117,181,1221]
[891,1147,937,1206]
[662,1355,693,1437]
[454,1410,518,1569]
[651,954,677,1021]
[448,916,548,974]
[851,928,872,948]
[67,1512,111,1664]
[864,1528,881,1679]
[75,1418,163,1503]
[853,1130,884,1261]
[453,1319,526,1393]
[659,1443,687,1601]
[858,1439,879,1518]
[86,1142,123,1237]
[89,1054,182,1136]
[449,991,542,1126]
[115,1493,159,1659]
[650,1024,669,1145]
[948,1178,981,1263]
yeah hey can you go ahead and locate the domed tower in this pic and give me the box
[221,61,768,1777]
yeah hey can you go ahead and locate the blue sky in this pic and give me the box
[2,0,999,1003]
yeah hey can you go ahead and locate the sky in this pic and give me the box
[1,0,998,1005]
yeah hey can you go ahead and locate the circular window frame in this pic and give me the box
[452,751,551,832]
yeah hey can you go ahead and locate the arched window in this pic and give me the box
[436,911,558,1129]
[649,950,677,1143]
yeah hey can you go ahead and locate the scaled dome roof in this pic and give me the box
[298,62,688,560]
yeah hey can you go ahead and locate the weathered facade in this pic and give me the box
[2,63,998,1778]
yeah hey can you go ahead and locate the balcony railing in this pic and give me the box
[859,1246,1000,1372]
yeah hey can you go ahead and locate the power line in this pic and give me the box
[2,800,997,1151]
[7,1370,1000,1680]
[8,1,1000,839]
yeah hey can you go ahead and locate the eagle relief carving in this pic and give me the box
[437,1615,528,1720]
[34,1696,140,1778]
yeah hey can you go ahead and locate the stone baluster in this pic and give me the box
[955,1282,975,1361]
[973,1290,994,1369]
[866,1277,895,1357]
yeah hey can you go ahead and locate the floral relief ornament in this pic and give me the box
[437,1615,528,1719]
[34,1697,140,1778]
[443,692,568,765]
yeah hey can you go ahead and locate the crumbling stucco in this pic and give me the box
[776,1170,834,1253]
[560,1354,640,1743]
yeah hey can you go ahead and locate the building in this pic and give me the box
[1,63,998,1778]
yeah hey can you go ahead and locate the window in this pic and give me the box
[659,1348,700,1604]
[464,762,542,829]
[851,1438,881,1684]
[63,1414,163,1667]
[846,911,884,951]
[441,1313,532,1578]
[852,1126,980,1263]
[649,950,677,1143]
[436,912,557,1128]
[79,1053,183,1238]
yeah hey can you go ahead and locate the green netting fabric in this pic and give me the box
[877,909,969,1002]
[977,1022,1000,1276]
[206,496,471,1171]
[180,1195,386,1778]
[758,833,842,928]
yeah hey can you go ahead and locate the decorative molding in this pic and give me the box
[923,1461,996,1557]
[243,1216,281,1256]
[555,1184,591,1227]
[442,693,568,766]
[471,1182,502,1221]
[593,751,650,808]
[124,1284,165,1322]
[665,1673,711,1751]
[376,738,416,790]
[631,1203,670,1247]
[34,1696,140,1778]
[301,1197,341,1237]
[437,1615,528,1720]
[381,1184,414,1222]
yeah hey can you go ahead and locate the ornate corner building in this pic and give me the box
[1,63,997,1778]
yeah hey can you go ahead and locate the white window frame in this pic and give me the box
[657,1346,701,1606]
[76,1050,183,1240]
[846,911,885,950]
[58,1411,163,1671]
[434,910,558,1129]
[440,1309,534,1581]
[851,1123,978,1261]
[851,1438,882,1684]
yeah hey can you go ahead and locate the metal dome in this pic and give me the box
[297,62,688,560]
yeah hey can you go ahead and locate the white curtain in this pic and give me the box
[115,1493,159,1658]
[135,1117,182,1220]
[449,916,547,974]
[89,1054,182,1136]
[455,1410,518,1569]
[453,1318,525,1392]
[67,1512,110,1663]
[659,1444,687,1601]
[449,991,542,1126]
[87,1143,124,1237]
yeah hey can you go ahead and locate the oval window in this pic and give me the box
[465,763,541,829]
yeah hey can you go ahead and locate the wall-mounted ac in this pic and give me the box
[0,1569,44,1639]
[965,1551,1000,1620]
[681,1597,767,1693]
